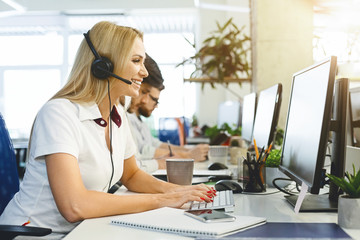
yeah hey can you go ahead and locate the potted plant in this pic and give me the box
[204,123,245,165]
[274,128,284,147]
[204,123,241,145]
[326,165,360,229]
[177,18,251,88]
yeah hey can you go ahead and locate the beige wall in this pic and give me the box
[250,0,314,129]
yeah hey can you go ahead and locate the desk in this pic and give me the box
[64,188,360,239]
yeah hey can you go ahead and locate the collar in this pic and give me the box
[78,102,122,128]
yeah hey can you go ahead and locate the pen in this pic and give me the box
[167,140,173,157]
[253,138,259,159]
[265,142,273,154]
[257,146,265,163]
[22,220,30,226]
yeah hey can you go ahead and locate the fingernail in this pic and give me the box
[207,191,212,193]
[200,197,205,201]
[207,195,212,198]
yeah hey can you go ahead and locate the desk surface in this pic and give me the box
[64,188,360,239]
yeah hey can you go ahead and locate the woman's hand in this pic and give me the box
[157,185,217,209]
[155,183,217,208]
[169,183,214,194]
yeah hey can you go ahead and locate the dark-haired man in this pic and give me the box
[128,54,209,173]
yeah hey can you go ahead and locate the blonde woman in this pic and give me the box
[0,21,215,239]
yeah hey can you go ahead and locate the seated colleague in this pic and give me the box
[0,21,215,239]
[127,54,167,173]
[127,55,209,172]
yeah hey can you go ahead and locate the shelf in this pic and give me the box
[184,77,251,83]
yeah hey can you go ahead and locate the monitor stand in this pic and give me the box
[285,194,338,212]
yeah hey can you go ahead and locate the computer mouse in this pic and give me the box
[208,162,228,170]
[215,180,243,193]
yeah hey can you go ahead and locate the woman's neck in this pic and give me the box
[98,95,119,121]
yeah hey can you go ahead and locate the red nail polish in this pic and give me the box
[200,197,205,201]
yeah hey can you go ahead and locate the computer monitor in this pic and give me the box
[348,87,360,147]
[279,56,348,212]
[217,101,242,128]
[251,84,282,149]
[241,93,257,143]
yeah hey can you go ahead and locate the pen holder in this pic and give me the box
[243,159,266,192]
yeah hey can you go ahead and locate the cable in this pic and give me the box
[272,177,296,195]
[107,78,115,193]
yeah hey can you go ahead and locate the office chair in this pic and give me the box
[159,117,189,146]
[0,113,52,239]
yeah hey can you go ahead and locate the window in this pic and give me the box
[0,13,197,139]
[144,33,196,130]
[0,34,64,138]
[0,34,63,66]
[313,0,360,83]
[4,70,61,138]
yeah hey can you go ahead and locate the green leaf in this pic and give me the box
[355,185,360,198]
[351,169,360,188]
[176,17,251,87]
[265,149,281,167]
[343,180,357,195]
[327,174,348,191]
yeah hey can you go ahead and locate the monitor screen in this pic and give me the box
[280,57,336,195]
[217,101,242,128]
[251,84,282,149]
[241,93,256,142]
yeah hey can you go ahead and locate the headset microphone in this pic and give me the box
[83,31,132,85]
[95,66,133,85]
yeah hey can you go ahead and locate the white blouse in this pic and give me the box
[0,99,136,239]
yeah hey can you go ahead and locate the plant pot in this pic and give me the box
[265,167,289,188]
[338,195,360,229]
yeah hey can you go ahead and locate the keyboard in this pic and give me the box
[189,190,235,212]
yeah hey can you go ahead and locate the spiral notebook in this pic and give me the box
[110,207,266,238]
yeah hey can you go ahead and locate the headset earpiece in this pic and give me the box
[83,30,133,85]
[91,57,113,79]
[83,30,114,80]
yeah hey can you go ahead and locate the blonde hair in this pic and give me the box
[26,22,143,160]
[52,21,143,105]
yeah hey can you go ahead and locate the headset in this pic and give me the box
[83,30,130,193]
[83,30,132,85]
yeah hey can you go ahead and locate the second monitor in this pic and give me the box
[251,84,282,149]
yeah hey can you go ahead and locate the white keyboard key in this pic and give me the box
[189,190,234,212]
